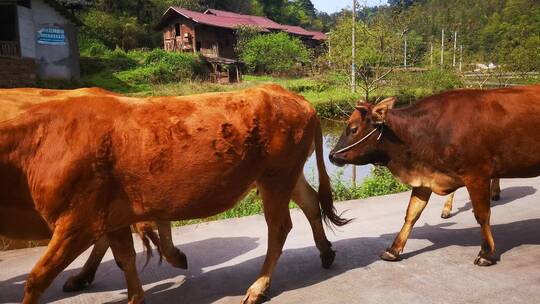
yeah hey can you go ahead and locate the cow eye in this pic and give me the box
[350,126,358,134]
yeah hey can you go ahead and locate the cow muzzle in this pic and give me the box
[329,152,347,167]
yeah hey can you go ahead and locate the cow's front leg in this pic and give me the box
[23,221,97,304]
[381,187,432,261]
[465,177,496,266]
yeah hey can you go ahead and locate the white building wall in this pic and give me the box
[29,0,80,80]
[17,5,36,59]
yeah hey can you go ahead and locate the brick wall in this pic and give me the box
[0,57,36,88]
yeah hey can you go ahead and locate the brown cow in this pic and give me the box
[330,85,540,266]
[0,85,348,304]
[441,179,501,219]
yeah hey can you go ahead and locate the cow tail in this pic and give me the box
[314,117,352,227]
[135,223,164,269]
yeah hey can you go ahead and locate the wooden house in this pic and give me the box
[155,7,327,83]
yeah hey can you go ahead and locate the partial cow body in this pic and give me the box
[0,85,347,304]
[330,85,540,266]
[63,169,338,293]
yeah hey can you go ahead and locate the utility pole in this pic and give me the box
[430,42,433,67]
[351,0,357,185]
[441,28,445,67]
[453,31,457,67]
[352,0,356,93]
[459,44,463,72]
[404,35,407,68]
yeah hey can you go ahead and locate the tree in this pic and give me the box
[328,14,402,101]
[240,32,310,75]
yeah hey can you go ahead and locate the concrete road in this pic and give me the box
[1,177,540,304]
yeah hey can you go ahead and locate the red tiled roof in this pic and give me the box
[157,7,326,41]
[205,9,286,30]
[283,25,317,37]
[170,7,269,31]
[309,31,328,41]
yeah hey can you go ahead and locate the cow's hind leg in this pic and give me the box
[441,192,455,219]
[381,187,432,261]
[23,223,97,304]
[156,221,188,269]
[108,227,144,304]
[242,179,294,304]
[465,177,496,266]
[292,173,335,269]
[63,236,109,292]
[491,178,501,201]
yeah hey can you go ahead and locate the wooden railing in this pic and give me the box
[0,40,19,57]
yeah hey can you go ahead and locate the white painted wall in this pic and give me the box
[17,5,36,59]
[15,0,80,80]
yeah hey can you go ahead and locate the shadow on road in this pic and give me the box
[0,236,259,303]
[1,186,539,303]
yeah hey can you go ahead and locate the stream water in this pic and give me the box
[303,119,373,185]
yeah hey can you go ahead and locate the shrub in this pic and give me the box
[103,47,130,60]
[420,69,463,91]
[82,10,144,50]
[240,32,310,75]
[78,34,108,57]
[80,57,137,75]
[117,50,203,84]
[357,166,410,198]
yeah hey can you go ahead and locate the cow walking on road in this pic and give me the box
[330,85,540,266]
[0,85,348,304]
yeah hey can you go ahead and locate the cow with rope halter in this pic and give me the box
[330,85,540,266]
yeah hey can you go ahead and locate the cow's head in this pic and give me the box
[329,97,396,166]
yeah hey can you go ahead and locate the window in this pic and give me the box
[175,23,180,37]
[196,41,201,51]
[0,5,19,57]
[17,0,31,8]
[0,5,16,41]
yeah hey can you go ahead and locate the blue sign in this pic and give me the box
[37,27,66,45]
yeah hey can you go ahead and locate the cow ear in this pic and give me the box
[372,97,397,124]
[355,101,369,118]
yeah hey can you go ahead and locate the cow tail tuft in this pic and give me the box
[314,117,353,227]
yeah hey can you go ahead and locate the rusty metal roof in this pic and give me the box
[156,7,326,41]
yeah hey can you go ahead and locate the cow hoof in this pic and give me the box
[241,291,269,304]
[320,249,336,269]
[63,275,91,292]
[166,249,188,269]
[441,210,452,219]
[380,249,401,262]
[491,194,500,201]
[474,255,495,266]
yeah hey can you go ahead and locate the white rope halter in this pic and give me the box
[333,123,384,155]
